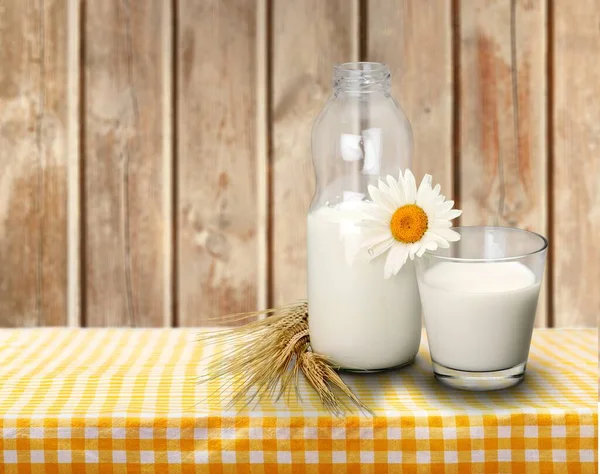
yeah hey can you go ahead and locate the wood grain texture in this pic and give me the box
[67,0,81,327]
[0,0,597,329]
[367,0,453,194]
[552,0,600,327]
[177,0,260,325]
[459,0,548,325]
[0,0,69,326]
[271,0,358,305]
[84,0,171,327]
[256,0,268,312]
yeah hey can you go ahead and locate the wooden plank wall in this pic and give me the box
[83,1,171,327]
[272,0,359,305]
[0,0,70,326]
[458,0,549,326]
[0,0,597,328]
[177,0,261,326]
[552,0,600,328]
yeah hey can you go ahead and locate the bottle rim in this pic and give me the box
[333,62,391,92]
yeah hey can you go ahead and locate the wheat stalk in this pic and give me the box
[197,301,370,415]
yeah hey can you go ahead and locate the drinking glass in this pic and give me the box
[414,226,548,390]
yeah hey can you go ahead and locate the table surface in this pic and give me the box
[0,328,597,472]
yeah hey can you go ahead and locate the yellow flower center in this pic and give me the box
[390,204,428,243]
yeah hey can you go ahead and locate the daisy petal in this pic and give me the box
[443,209,463,220]
[366,237,394,261]
[433,228,461,242]
[437,200,455,213]
[417,174,433,204]
[377,178,390,194]
[376,207,395,222]
[358,204,392,223]
[384,250,396,279]
[421,200,438,219]
[368,185,397,214]
[403,169,418,204]
[432,239,450,249]
[397,169,406,187]
[378,175,400,210]
[360,230,393,249]
[416,245,428,257]
[424,240,439,251]
[356,219,390,230]
[432,218,453,228]
[393,245,409,274]
[386,175,406,207]
[384,244,409,278]
[424,231,451,248]
[379,192,398,213]
[408,242,422,260]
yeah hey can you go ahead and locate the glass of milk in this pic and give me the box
[414,226,548,391]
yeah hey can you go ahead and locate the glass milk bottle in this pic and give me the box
[307,62,421,371]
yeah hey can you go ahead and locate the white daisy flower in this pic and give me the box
[355,169,462,279]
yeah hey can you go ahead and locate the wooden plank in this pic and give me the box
[0,0,70,326]
[459,0,548,326]
[177,0,260,325]
[67,0,81,327]
[256,0,268,312]
[84,0,171,327]
[367,0,453,194]
[271,0,358,305]
[552,0,600,327]
[162,1,174,326]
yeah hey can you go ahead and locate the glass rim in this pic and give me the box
[424,225,549,263]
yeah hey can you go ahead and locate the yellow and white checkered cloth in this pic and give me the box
[0,328,597,473]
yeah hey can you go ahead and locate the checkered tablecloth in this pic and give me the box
[0,328,597,473]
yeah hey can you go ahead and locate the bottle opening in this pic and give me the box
[333,62,391,92]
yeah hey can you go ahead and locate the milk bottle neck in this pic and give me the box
[333,62,391,94]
